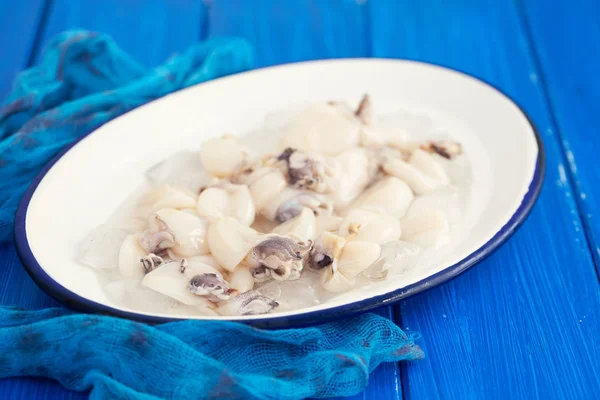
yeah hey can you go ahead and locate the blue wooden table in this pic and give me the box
[1,1,599,398]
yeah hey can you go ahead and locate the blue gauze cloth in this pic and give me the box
[0,31,424,399]
[0,307,422,400]
[0,30,254,241]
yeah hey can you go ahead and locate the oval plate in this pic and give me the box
[15,59,544,328]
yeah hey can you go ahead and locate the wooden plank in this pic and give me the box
[0,1,207,398]
[209,1,404,399]
[519,0,600,273]
[0,0,47,99]
[368,0,600,398]
[39,0,206,66]
[209,0,370,67]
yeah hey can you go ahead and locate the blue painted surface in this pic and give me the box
[0,1,47,99]
[0,0,599,399]
[519,0,600,274]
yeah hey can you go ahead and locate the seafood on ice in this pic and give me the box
[81,95,469,317]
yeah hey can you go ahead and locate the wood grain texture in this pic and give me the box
[209,2,404,399]
[368,0,600,398]
[39,0,206,66]
[208,0,370,67]
[519,0,600,275]
[0,0,47,99]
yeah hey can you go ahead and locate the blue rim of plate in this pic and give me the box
[14,59,546,329]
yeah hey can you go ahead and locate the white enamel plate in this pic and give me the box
[15,59,544,328]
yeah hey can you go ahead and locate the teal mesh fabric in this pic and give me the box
[0,307,422,399]
[0,30,253,241]
[0,31,424,399]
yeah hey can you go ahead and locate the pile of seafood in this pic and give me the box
[81,95,468,317]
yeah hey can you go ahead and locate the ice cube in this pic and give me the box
[408,187,464,225]
[364,241,422,280]
[379,110,434,139]
[104,280,210,317]
[79,224,131,270]
[146,151,211,193]
[257,270,322,313]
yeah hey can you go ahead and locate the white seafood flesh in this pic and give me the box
[238,167,288,212]
[217,290,279,316]
[321,261,354,293]
[383,148,450,195]
[106,94,468,316]
[187,271,232,302]
[246,234,311,281]
[262,187,333,222]
[154,209,210,257]
[136,185,197,218]
[307,232,344,271]
[206,217,259,271]
[276,148,331,192]
[250,215,279,233]
[118,234,147,279]
[196,183,255,226]
[281,103,361,156]
[228,266,254,293]
[338,208,401,244]
[271,207,317,242]
[401,209,450,247]
[142,261,221,306]
[348,176,414,218]
[325,148,376,208]
[314,215,344,236]
[183,254,224,272]
[200,136,252,178]
[336,241,381,279]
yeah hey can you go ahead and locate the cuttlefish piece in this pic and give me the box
[140,253,165,274]
[138,185,198,216]
[314,215,344,236]
[309,228,380,292]
[188,273,232,302]
[250,265,272,283]
[355,95,413,148]
[325,147,376,209]
[238,167,288,212]
[335,241,381,279]
[206,217,259,272]
[138,214,177,255]
[276,148,330,192]
[228,266,255,293]
[307,232,346,271]
[280,103,361,156]
[142,261,222,306]
[196,183,255,226]
[181,254,224,273]
[321,261,355,293]
[338,208,401,244]
[217,290,279,316]
[246,235,312,281]
[355,94,373,125]
[271,207,317,242]
[153,209,210,257]
[348,176,414,218]
[419,140,463,160]
[118,234,148,279]
[200,136,252,178]
[383,148,450,195]
[358,99,431,149]
[400,209,450,247]
[262,187,333,223]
